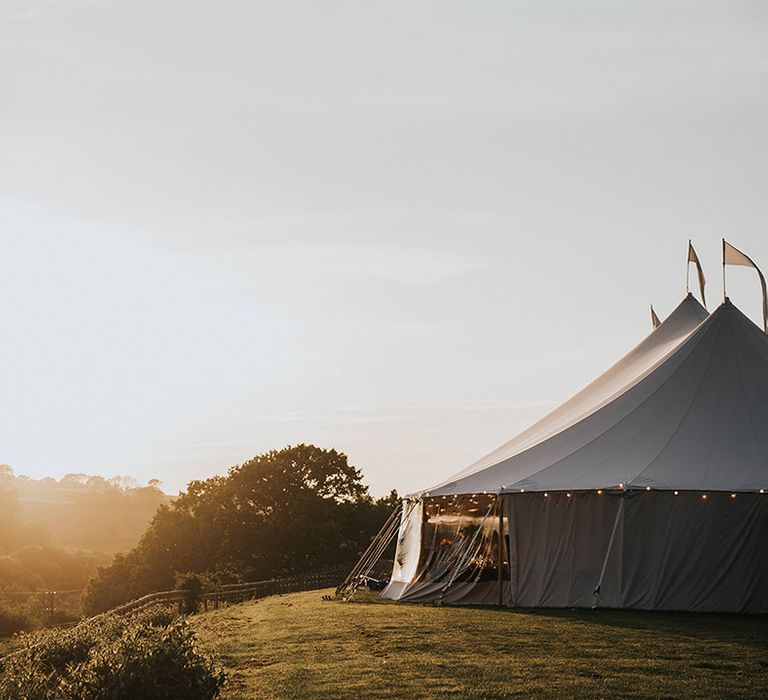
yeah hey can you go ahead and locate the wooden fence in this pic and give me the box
[109,572,342,616]
[2,572,342,620]
[0,571,343,663]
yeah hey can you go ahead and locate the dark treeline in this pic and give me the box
[83,445,397,614]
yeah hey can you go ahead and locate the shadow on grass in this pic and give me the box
[342,590,768,648]
[512,607,768,645]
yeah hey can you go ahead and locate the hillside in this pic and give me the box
[193,589,768,699]
[0,468,168,555]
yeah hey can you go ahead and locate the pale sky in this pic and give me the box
[2,1,767,496]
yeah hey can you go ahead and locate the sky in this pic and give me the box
[1,1,767,496]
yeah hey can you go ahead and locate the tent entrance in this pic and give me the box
[383,494,511,605]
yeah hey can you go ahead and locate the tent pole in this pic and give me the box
[508,495,517,607]
[592,495,624,609]
[722,237,727,301]
[497,495,504,608]
[685,239,690,295]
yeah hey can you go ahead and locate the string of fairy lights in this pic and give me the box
[421,485,766,522]
[411,483,768,583]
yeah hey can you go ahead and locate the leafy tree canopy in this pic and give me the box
[83,445,396,613]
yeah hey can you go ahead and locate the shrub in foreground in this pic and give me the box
[0,607,225,699]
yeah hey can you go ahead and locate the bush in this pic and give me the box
[0,600,36,636]
[174,573,208,615]
[0,607,226,699]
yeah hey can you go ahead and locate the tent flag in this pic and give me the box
[686,240,707,308]
[650,305,661,329]
[723,239,768,332]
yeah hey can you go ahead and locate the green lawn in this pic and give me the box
[192,589,768,699]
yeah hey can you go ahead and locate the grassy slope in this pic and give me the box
[193,589,768,699]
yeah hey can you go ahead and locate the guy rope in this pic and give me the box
[336,501,407,600]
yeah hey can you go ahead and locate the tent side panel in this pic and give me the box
[509,492,622,607]
[619,492,768,613]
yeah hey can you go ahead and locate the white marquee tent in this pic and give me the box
[382,294,768,612]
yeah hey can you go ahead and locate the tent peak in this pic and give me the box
[422,294,710,498]
[429,291,768,497]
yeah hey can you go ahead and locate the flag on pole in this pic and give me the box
[650,305,661,329]
[687,241,706,308]
[723,239,768,332]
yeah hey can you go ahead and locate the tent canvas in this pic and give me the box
[383,297,768,613]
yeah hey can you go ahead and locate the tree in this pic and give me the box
[85,475,109,490]
[108,475,139,491]
[83,445,397,613]
[61,473,89,486]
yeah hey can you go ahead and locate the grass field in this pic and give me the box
[192,589,768,699]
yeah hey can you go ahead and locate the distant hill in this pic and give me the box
[0,467,170,555]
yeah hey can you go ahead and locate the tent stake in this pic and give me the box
[497,495,504,607]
